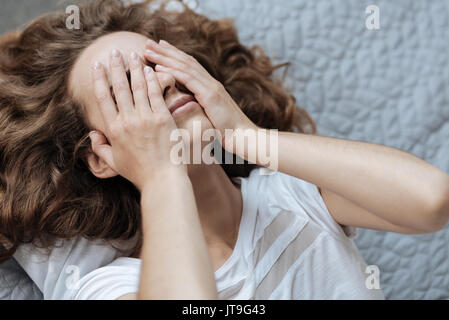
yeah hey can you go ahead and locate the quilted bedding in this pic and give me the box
[195,0,449,299]
[1,0,448,299]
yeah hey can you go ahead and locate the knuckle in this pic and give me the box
[132,80,146,92]
[180,61,190,70]
[113,80,129,92]
[95,90,109,104]
[186,54,196,63]
[140,113,152,124]
[148,86,160,97]
[110,59,122,68]
[121,115,138,132]
[152,113,168,127]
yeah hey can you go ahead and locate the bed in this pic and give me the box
[1,0,449,299]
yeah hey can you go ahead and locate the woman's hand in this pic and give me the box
[144,39,258,152]
[90,49,186,192]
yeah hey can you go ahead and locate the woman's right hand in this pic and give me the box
[89,51,217,300]
[89,49,186,192]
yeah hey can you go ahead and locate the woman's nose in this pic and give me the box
[155,71,177,97]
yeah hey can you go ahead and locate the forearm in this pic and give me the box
[137,170,218,300]
[245,130,449,230]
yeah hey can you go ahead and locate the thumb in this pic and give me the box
[89,131,116,171]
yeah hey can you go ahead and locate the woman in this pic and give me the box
[1,0,448,300]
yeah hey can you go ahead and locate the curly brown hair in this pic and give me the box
[0,0,316,263]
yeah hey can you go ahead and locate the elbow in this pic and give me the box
[423,180,449,233]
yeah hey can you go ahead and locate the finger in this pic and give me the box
[89,131,117,173]
[145,39,181,59]
[144,49,205,84]
[129,51,151,116]
[146,39,192,62]
[160,39,194,61]
[109,49,134,113]
[154,65,205,96]
[144,48,186,71]
[144,66,168,114]
[91,61,118,126]
[144,40,207,81]
[145,39,199,71]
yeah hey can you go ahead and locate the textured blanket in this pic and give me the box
[1,0,448,299]
[194,0,449,299]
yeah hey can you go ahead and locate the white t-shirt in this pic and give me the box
[13,168,384,299]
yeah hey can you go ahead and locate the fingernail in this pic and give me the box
[91,62,102,78]
[92,61,101,71]
[147,39,158,46]
[111,49,121,58]
[130,51,139,66]
[144,66,152,75]
[145,49,156,56]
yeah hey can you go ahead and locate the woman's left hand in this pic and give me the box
[144,39,258,150]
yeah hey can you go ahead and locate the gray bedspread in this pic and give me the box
[1,0,448,299]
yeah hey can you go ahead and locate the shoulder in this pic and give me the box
[13,237,132,299]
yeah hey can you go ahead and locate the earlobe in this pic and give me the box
[86,152,118,179]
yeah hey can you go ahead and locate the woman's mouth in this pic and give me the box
[168,95,199,116]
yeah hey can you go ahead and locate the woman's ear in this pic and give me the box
[86,131,118,179]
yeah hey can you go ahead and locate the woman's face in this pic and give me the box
[69,31,214,178]
[69,31,213,137]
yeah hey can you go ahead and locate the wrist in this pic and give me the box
[139,166,195,224]
[225,126,278,169]
[222,123,258,159]
[139,166,188,194]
